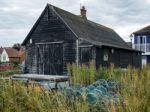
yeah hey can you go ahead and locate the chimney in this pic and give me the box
[80,6,87,19]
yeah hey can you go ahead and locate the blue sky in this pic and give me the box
[0,0,150,47]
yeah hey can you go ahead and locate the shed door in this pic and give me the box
[79,47,92,64]
[37,43,63,75]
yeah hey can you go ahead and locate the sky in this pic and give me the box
[0,0,150,47]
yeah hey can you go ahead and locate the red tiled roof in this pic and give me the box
[5,48,19,58]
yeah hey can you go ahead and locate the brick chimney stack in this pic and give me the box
[80,6,87,19]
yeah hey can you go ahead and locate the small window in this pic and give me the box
[111,48,114,54]
[30,39,32,44]
[3,54,6,61]
[104,49,109,61]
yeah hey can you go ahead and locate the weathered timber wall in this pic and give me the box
[96,46,141,68]
[25,6,76,75]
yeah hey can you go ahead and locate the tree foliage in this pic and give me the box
[12,43,21,51]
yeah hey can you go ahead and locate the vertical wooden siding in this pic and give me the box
[96,46,141,68]
[25,6,76,75]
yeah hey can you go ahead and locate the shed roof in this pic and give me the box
[49,4,131,50]
[23,4,138,51]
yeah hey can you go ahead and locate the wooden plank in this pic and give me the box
[12,74,68,82]
[35,41,64,45]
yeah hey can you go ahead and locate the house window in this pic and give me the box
[3,54,6,61]
[104,49,109,61]
[137,36,147,52]
[138,36,146,44]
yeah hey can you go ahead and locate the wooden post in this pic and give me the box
[76,39,79,67]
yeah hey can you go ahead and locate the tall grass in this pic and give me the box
[0,80,91,112]
[1,63,150,112]
[109,65,150,112]
[68,62,123,86]
[0,69,22,77]
[68,63,150,112]
[67,61,96,86]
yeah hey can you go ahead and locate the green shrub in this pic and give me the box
[11,60,19,68]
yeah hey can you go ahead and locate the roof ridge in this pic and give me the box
[47,3,80,18]
[48,3,130,49]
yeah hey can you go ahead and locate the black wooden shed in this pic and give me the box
[22,4,141,75]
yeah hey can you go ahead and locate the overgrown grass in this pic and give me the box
[0,69,22,77]
[108,65,150,112]
[67,62,124,86]
[0,80,90,112]
[0,63,150,112]
[67,61,96,86]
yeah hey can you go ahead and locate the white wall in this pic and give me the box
[1,49,9,62]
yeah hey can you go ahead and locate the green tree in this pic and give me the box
[12,43,21,51]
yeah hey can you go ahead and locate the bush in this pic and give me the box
[11,60,19,68]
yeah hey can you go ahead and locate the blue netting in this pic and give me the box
[39,82,51,90]
[96,86,107,94]
[59,78,120,106]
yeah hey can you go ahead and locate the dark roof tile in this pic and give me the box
[49,4,131,50]
[22,4,136,51]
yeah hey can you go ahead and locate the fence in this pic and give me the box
[133,44,150,52]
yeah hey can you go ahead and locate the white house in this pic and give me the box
[0,48,3,62]
[1,49,9,62]
[0,48,19,63]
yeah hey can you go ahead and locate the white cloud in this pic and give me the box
[146,0,150,4]
[0,0,150,46]
[0,29,29,47]
[0,6,20,12]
